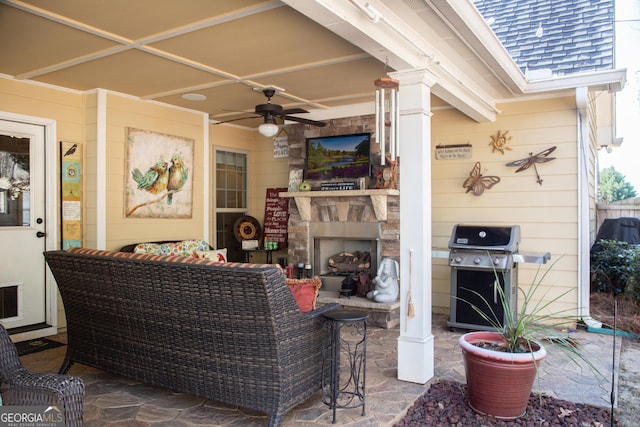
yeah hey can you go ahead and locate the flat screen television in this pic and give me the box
[305,133,371,180]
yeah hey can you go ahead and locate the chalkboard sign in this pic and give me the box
[263,187,289,247]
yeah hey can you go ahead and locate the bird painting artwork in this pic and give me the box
[125,127,194,218]
[167,153,188,205]
[463,161,501,196]
[63,143,78,157]
[131,159,169,194]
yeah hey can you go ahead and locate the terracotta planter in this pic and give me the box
[459,331,547,419]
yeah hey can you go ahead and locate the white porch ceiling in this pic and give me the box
[1,0,596,128]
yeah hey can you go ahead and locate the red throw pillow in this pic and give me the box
[286,277,322,313]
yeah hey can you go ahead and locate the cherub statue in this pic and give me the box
[367,258,399,303]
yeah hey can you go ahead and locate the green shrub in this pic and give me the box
[590,239,640,303]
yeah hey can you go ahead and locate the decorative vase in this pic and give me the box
[458,331,547,419]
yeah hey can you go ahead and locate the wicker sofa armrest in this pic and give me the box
[2,373,84,427]
[303,302,342,318]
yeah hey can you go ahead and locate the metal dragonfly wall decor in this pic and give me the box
[506,146,557,185]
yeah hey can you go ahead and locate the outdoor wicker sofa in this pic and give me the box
[44,248,340,427]
[0,323,84,427]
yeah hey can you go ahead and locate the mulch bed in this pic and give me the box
[394,292,636,426]
[395,380,616,426]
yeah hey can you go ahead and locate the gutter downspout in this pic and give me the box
[576,87,602,329]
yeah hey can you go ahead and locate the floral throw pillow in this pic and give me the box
[133,243,161,255]
[134,240,210,257]
[160,240,209,257]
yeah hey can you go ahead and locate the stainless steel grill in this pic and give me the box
[446,225,521,331]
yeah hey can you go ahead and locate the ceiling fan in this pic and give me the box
[214,87,327,137]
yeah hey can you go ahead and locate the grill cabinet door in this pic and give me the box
[448,268,514,331]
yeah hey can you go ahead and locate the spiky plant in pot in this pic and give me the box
[457,255,602,419]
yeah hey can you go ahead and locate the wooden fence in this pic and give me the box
[596,197,640,230]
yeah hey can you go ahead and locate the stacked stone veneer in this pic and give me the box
[285,115,400,271]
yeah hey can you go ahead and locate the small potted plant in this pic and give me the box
[457,256,601,419]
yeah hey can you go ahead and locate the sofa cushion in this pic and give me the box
[67,247,276,269]
[68,247,204,263]
[286,277,322,313]
[133,239,209,257]
[133,242,162,255]
[195,248,227,262]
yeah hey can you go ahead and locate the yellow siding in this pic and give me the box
[431,97,580,317]
[250,134,290,224]
[104,94,206,251]
[209,124,290,230]
[591,91,615,243]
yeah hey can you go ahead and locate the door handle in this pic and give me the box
[36,231,46,238]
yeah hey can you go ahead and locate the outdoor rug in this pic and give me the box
[15,337,65,356]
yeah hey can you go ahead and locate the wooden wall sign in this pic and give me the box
[263,187,289,247]
[435,144,472,160]
[60,141,83,249]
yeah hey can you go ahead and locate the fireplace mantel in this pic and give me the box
[280,189,399,221]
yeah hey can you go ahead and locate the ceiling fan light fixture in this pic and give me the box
[258,122,279,137]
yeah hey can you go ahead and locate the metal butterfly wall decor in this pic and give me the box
[463,161,501,196]
[506,146,557,185]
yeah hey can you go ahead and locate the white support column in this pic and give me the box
[391,69,437,384]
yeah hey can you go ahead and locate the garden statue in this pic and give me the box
[367,258,399,303]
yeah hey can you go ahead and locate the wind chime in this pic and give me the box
[374,76,400,165]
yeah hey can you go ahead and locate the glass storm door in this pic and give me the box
[0,119,47,330]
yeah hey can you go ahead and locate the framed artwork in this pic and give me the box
[125,128,194,218]
[60,141,83,249]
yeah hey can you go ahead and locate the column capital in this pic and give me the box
[390,68,438,87]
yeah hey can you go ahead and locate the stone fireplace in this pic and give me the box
[282,188,400,293]
[278,118,400,328]
[281,116,401,297]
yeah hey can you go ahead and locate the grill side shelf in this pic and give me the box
[513,252,551,264]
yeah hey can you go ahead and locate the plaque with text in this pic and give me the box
[263,187,289,247]
[435,144,472,160]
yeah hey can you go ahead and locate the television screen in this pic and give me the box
[305,133,371,180]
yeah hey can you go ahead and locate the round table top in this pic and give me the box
[323,310,369,322]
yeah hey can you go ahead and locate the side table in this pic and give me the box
[243,248,275,264]
[321,310,368,424]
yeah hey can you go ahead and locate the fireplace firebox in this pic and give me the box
[311,222,381,293]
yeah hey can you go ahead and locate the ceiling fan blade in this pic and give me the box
[211,115,260,125]
[279,108,309,115]
[282,115,327,127]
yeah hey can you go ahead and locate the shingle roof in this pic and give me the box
[473,0,614,77]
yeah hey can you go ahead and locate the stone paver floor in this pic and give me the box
[18,313,639,426]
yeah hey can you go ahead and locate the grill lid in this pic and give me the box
[448,225,520,252]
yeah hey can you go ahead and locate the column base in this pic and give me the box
[397,334,435,383]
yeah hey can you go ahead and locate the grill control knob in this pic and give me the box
[453,256,462,263]
[493,257,501,265]
[473,257,481,264]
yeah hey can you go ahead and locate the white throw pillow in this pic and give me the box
[195,248,228,262]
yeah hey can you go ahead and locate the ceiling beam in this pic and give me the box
[283,0,500,122]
